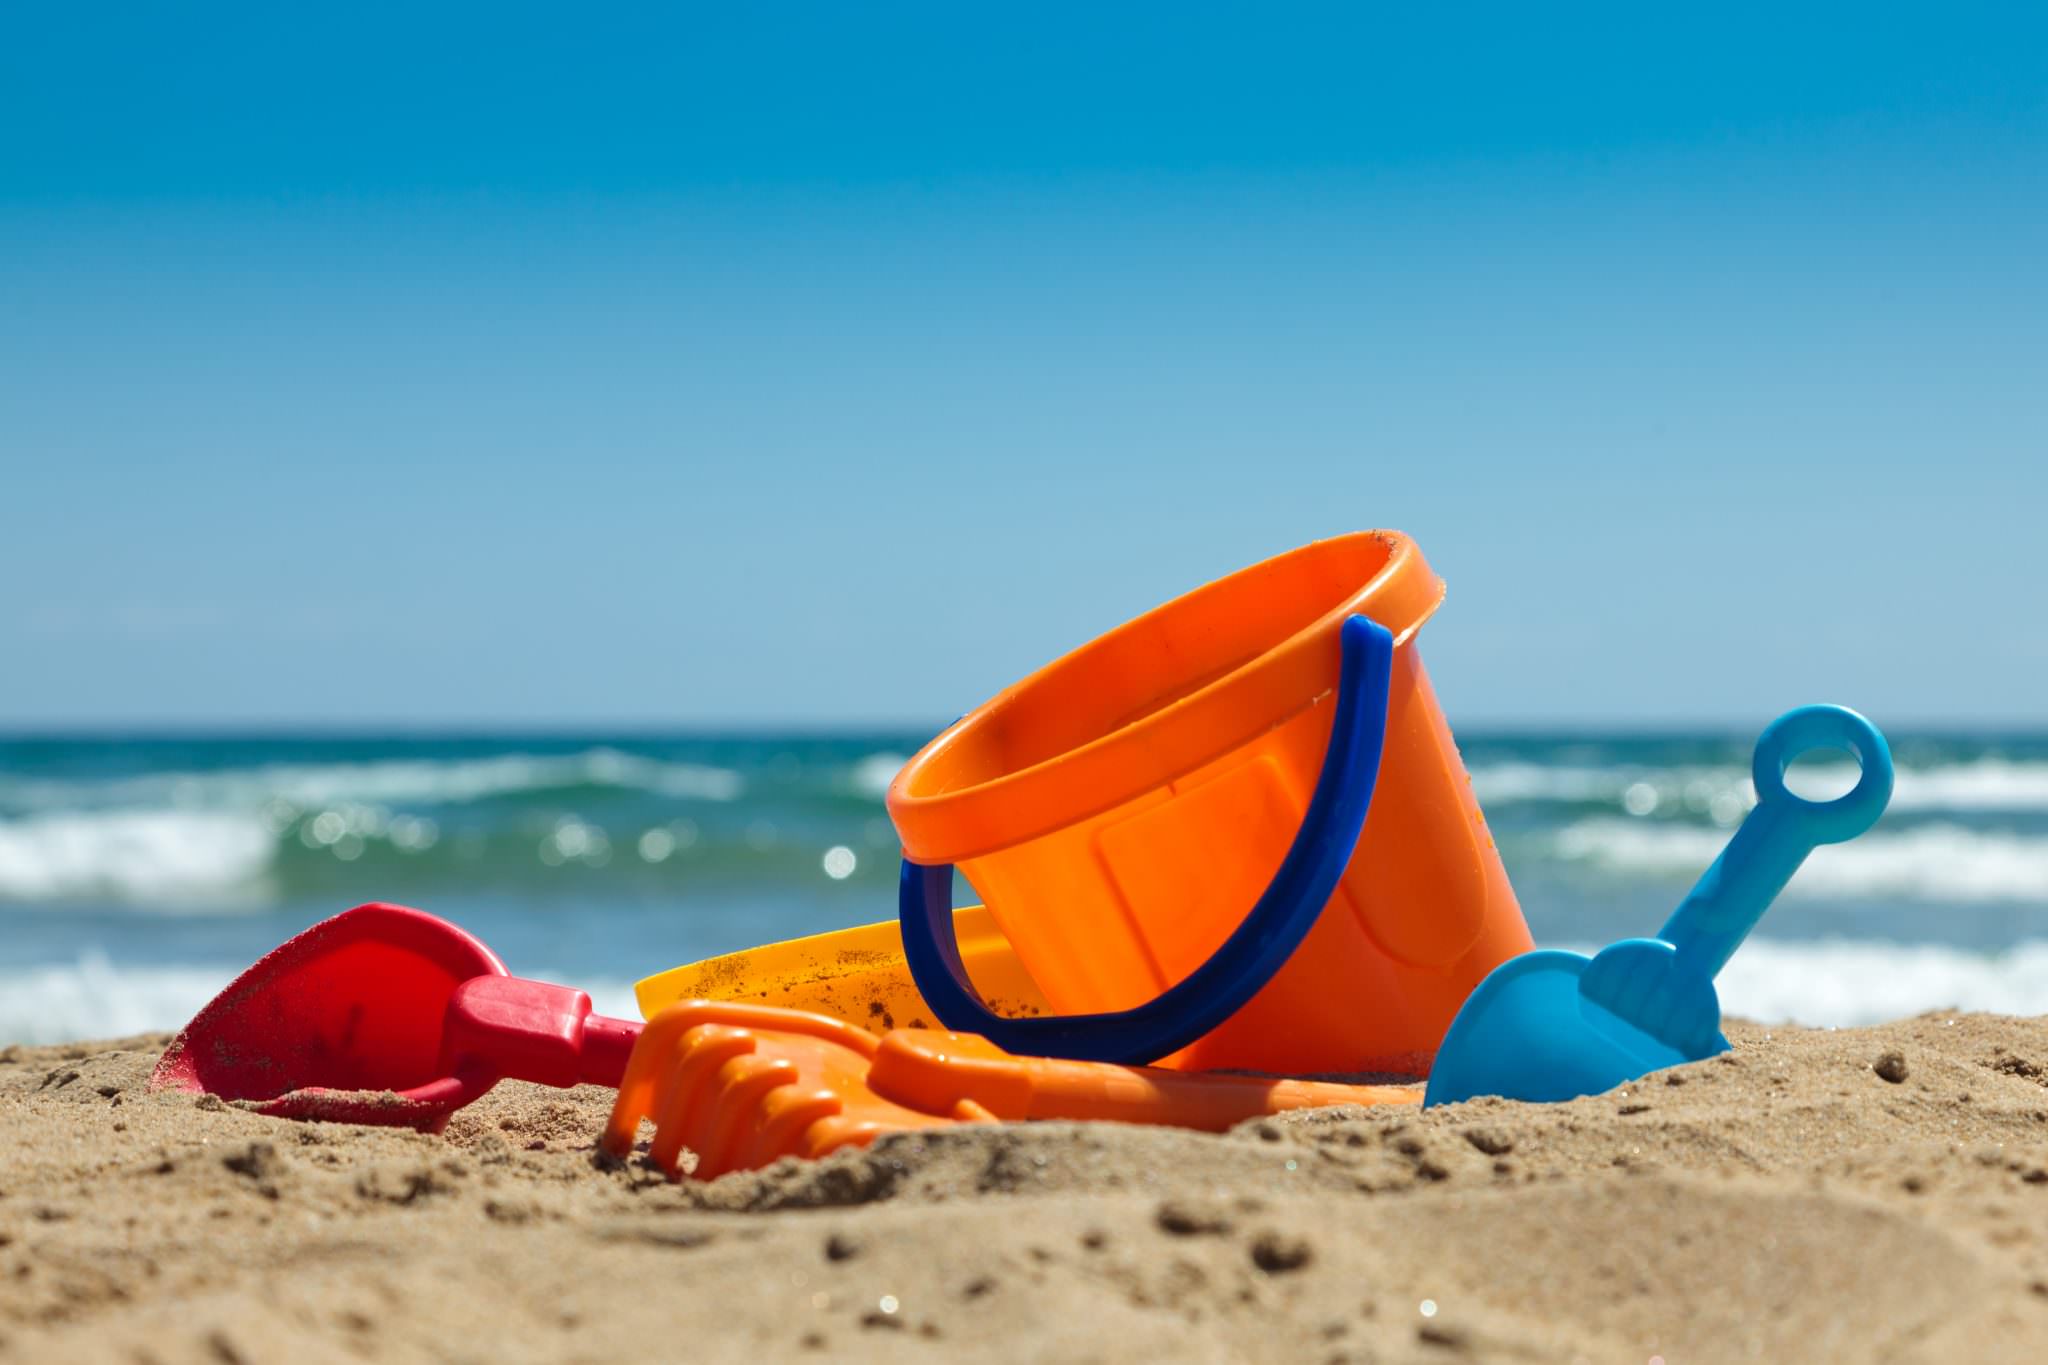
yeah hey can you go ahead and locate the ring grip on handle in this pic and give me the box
[896,613,1397,1065]
[1750,704,1894,845]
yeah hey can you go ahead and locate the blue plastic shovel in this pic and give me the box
[1424,704,1894,1108]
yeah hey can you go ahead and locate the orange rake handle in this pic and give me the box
[868,1028,1417,1126]
[603,1000,1417,1181]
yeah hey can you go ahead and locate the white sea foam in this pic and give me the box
[1670,938,2048,1028]
[0,749,744,814]
[851,752,909,799]
[1553,818,2048,902]
[1735,759,2048,813]
[0,955,642,1046]
[0,942,2035,1044]
[1891,760,2048,812]
[1468,763,1659,806]
[0,956,231,1044]
[1469,758,2048,814]
[0,811,277,905]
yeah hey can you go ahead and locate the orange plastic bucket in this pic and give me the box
[887,531,1533,1076]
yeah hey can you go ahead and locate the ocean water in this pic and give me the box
[4,729,2047,1045]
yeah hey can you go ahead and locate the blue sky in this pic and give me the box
[3,4,2044,727]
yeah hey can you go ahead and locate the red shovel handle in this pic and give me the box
[580,1012,640,1088]
[441,976,641,1090]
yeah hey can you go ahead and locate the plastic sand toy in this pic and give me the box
[153,533,1894,1177]
[888,532,1534,1074]
[150,903,642,1131]
[1424,705,1895,1108]
[632,902,1052,1033]
[603,999,1418,1181]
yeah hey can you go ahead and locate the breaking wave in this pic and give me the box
[0,941,2040,1044]
[1707,937,2048,1027]
[1470,758,2048,814]
[0,811,277,906]
[0,748,744,814]
[1552,819,2048,902]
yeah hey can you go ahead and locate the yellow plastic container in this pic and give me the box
[634,905,1049,1031]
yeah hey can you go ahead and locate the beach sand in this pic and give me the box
[7,1015,2048,1363]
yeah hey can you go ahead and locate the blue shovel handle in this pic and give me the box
[896,613,1396,1066]
[1656,705,1894,981]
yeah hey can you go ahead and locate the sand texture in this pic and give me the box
[8,1015,2048,1362]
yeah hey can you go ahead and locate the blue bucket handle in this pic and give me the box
[896,613,1396,1065]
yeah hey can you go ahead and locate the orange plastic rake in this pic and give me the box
[603,1000,1419,1181]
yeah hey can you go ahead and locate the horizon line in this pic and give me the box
[4,716,2045,740]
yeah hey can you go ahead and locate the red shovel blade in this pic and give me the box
[150,903,510,1131]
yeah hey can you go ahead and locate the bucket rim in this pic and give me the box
[886,530,1444,863]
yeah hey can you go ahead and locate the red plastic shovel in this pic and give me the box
[149,902,640,1132]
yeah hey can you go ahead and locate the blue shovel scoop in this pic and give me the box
[1424,704,1894,1108]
